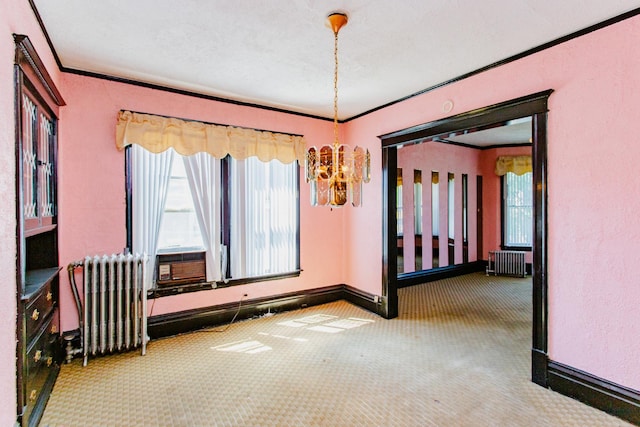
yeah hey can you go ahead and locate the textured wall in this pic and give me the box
[57,73,341,331]
[2,5,640,424]
[0,0,63,424]
[345,15,640,391]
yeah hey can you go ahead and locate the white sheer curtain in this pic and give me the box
[132,145,175,289]
[230,157,297,278]
[182,153,222,282]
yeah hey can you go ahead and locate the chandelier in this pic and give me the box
[305,12,371,207]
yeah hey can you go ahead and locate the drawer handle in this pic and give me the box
[34,350,42,363]
[29,389,37,402]
[46,291,53,301]
[46,357,53,367]
[51,324,57,334]
[31,309,39,321]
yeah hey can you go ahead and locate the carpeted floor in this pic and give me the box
[40,273,632,426]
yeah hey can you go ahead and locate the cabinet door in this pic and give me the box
[21,92,39,231]
[21,88,57,233]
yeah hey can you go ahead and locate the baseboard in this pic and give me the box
[548,361,640,425]
[531,348,548,386]
[397,261,485,288]
[148,284,380,339]
[343,284,384,315]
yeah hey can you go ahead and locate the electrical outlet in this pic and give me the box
[373,295,379,303]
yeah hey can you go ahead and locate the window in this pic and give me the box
[229,156,298,279]
[503,171,533,248]
[127,146,300,289]
[157,159,205,251]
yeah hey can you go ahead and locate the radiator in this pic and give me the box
[69,253,148,366]
[486,250,526,277]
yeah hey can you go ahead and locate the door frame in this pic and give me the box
[378,89,552,386]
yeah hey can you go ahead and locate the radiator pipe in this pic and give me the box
[67,262,85,362]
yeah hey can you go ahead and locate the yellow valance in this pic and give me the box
[495,155,532,176]
[115,110,306,164]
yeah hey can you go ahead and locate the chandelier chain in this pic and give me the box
[333,30,339,147]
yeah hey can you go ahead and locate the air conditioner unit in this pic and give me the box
[156,252,206,287]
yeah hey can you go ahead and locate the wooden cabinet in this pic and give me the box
[14,35,65,427]
[21,270,60,425]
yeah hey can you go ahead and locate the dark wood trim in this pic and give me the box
[14,58,25,427]
[343,285,383,316]
[397,261,485,288]
[380,90,552,147]
[121,109,305,138]
[27,0,64,70]
[548,361,640,425]
[221,156,231,279]
[295,165,301,271]
[481,143,532,151]
[381,147,398,319]
[531,348,548,386]
[500,175,505,249]
[68,67,333,122]
[148,284,367,339]
[531,111,549,386]
[380,90,552,387]
[13,35,65,110]
[434,137,531,151]
[347,8,640,122]
[462,174,468,264]
[148,270,302,299]
[124,147,132,251]
[476,175,483,260]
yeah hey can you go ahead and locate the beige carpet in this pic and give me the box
[40,273,632,426]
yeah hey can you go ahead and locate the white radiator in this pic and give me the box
[70,253,148,366]
[486,250,526,278]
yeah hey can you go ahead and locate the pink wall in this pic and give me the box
[57,73,343,331]
[397,142,482,273]
[479,146,533,264]
[0,0,63,423]
[385,140,532,275]
[3,2,640,423]
[345,16,640,390]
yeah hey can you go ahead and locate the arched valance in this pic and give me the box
[495,155,532,176]
[115,110,306,164]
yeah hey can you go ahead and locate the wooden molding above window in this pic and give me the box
[14,34,65,114]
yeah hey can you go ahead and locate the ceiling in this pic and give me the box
[32,1,637,121]
[442,117,532,148]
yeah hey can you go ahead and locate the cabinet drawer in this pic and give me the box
[24,317,57,423]
[25,280,55,341]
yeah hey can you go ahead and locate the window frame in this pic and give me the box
[125,149,301,297]
[500,171,533,251]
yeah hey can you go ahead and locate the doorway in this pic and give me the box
[379,90,552,386]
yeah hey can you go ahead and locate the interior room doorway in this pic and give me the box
[379,90,552,386]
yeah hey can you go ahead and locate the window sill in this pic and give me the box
[148,270,302,299]
[501,246,532,252]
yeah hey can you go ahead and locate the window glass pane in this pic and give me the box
[504,172,533,247]
[230,157,298,278]
[157,157,204,251]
